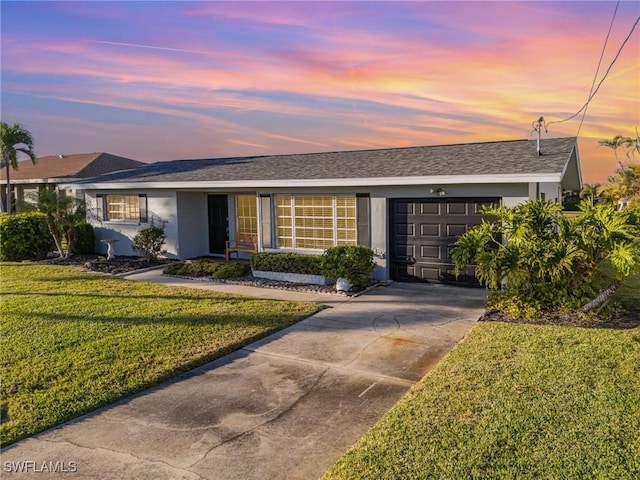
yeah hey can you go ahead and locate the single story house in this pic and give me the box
[0,152,143,212]
[67,137,582,284]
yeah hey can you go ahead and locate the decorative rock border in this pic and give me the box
[251,269,332,286]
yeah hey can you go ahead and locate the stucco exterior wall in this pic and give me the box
[85,190,179,258]
[83,182,538,280]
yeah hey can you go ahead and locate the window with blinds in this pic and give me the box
[275,195,356,250]
[236,195,258,234]
[97,194,147,222]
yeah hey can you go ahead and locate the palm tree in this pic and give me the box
[599,134,630,167]
[579,183,600,205]
[1,122,36,213]
[27,188,86,258]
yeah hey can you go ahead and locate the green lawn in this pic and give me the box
[0,263,319,446]
[322,273,640,479]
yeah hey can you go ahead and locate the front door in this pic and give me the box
[208,195,229,255]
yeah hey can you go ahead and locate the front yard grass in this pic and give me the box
[322,272,640,479]
[0,263,319,447]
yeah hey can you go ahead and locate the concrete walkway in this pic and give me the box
[3,274,486,480]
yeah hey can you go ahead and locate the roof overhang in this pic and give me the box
[0,177,77,185]
[63,173,563,190]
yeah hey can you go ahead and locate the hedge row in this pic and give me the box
[250,252,324,275]
[0,213,56,261]
[0,212,95,261]
[163,259,250,279]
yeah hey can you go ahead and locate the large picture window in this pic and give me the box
[236,195,258,235]
[275,195,356,250]
[97,194,147,222]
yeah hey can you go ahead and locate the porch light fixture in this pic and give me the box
[430,187,446,196]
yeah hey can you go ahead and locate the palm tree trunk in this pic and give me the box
[46,219,65,258]
[581,280,621,312]
[5,162,11,214]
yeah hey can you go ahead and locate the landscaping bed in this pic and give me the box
[37,254,169,275]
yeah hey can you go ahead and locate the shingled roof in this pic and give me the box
[74,137,578,187]
[0,152,144,182]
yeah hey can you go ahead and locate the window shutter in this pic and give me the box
[260,194,272,249]
[356,193,370,248]
[96,194,105,221]
[139,194,148,223]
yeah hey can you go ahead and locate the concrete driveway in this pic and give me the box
[3,282,486,480]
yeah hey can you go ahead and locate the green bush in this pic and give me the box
[132,222,166,261]
[162,262,187,275]
[0,212,56,261]
[321,245,376,288]
[163,259,226,277]
[251,252,324,275]
[71,222,95,254]
[213,262,250,279]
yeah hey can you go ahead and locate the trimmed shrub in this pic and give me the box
[132,223,166,261]
[321,245,376,288]
[213,262,250,279]
[163,259,223,277]
[0,212,56,261]
[162,262,187,276]
[71,222,95,254]
[250,252,324,275]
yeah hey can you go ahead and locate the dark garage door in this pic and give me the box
[390,198,498,285]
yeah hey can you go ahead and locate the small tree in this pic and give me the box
[132,221,166,261]
[27,188,86,259]
[452,200,640,317]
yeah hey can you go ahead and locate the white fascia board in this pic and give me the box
[1,177,76,185]
[68,173,562,190]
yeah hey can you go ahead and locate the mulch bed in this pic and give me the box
[37,254,170,275]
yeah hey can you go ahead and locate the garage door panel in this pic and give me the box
[419,245,441,260]
[446,224,468,237]
[390,198,498,285]
[395,244,415,257]
[395,202,414,215]
[446,203,467,215]
[419,266,442,282]
[395,223,415,236]
[420,223,440,236]
[420,203,440,214]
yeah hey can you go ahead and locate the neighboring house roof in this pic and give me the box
[71,137,581,190]
[0,152,144,184]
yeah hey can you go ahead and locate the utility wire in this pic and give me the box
[576,1,620,137]
[547,12,640,127]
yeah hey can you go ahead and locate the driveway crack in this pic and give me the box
[188,368,329,469]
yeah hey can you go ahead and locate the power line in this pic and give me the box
[576,1,620,137]
[547,12,640,128]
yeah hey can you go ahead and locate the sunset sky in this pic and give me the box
[1,1,639,184]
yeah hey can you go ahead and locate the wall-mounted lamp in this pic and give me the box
[430,187,446,197]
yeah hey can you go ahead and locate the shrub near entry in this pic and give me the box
[321,246,376,289]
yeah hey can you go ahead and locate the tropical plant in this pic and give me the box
[579,183,601,205]
[25,188,86,259]
[132,221,166,261]
[0,122,36,213]
[451,200,640,317]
